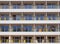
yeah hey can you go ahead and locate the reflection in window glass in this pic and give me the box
[47,25,56,32]
[24,5,32,9]
[36,14,44,20]
[2,5,8,9]
[24,37,32,43]
[24,15,32,20]
[36,37,44,43]
[1,25,9,32]
[13,4,20,9]
[12,25,21,32]
[35,25,44,32]
[13,37,21,43]
[13,15,21,20]
[47,14,57,20]
[36,5,45,9]
[23,25,32,32]
[1,15,9,20]
[47,4,57,9]
[48,37,55,43]
[1,37,9,43]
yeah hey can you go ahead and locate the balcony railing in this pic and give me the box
[47,5,58,9]
[0,5,60,9]
[0,16,59,20]
[0,39,9,43]
[0,37,59,43]
[0,28,59,32]
[0,24,59,32]
[11,40,21,43]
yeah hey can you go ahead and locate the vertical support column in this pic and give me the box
[0,14,1,20]
[45,12,48,20]
[21,35,23,43]
[0,36,1,43]
[46,24,48,32]
[21,1,23,9]
[9,13,12,20]
[58,24,59,32]
[21,12,23,20]
[33,35,36,43]
[46,1,47,9]
[33,12,35,20]
[58,35,60,43]
[9,36,12,43]
[56,36,58,43]
[58,1,59,26]
[9,1,11,9]
[0,24,1,32]
[46,35,48,43]
[0,4,2,9]
[33,24,35,32]
[21,24,23,32]
[58,12,59,20]
[9,24,12,32]
[58,1,59,9]
[33,1,35,9]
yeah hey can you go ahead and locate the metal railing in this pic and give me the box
[0,16,59,20]
[0,39,59,43]
[0,39,9,43]
[0,5,60,9]
[0,28,59,32]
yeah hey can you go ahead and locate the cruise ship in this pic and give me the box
[0,0,60,44]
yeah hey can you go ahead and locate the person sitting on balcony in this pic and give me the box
[50,26,56,31]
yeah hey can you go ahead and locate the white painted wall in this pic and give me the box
[0,32,60,35]
[0,20,60,24]
[0,9,59,12]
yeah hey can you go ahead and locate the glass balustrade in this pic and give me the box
[0,36,59,43]
[0,24,59,32]
[2,5,9,9]
[12,4,20,9]
[12,25,21,32]
[12,36,21,43]
[0,25,9,32]
[23,25,32,32]
[24,37,32,43]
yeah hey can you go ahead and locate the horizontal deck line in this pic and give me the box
[0,32,60,35]
[0,9,59,12]
[0,20,60,24]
